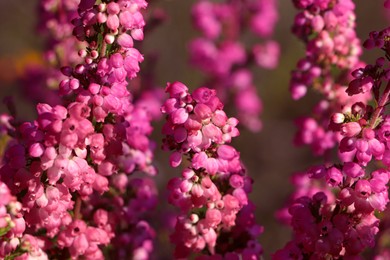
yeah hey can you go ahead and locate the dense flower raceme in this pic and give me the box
[0,0,159,258]
[290,0,369,156]
[59,0,156,174]
[0,181,48,259]
[275,125,390,258]
[290,0,361,99]
[334,26,390,166]
[189,0,279,132]
[2,0,390,259]
[275,16,390,259]
[21,0,165,112]
[20,0,85,106]
[274,149,390,258]
[162,82,262,259]
[75,177,158,259]
[38,0,82,68]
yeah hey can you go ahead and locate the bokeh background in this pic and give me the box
[0,0,387,258]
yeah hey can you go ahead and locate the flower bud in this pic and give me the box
[331,113,345,124]
[104,34,115,44]
[341,122,361,137]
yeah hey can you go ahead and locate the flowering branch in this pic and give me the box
[162,82,262,258]
[0,0,158,258]
[289,0,369,156]
[275,2,390,259]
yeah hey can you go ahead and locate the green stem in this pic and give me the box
[369,81,390,129]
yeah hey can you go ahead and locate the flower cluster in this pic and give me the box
[162,82,262,258]
[275,165,389,258]
[290,0,371,156]
[290,0,361,99]
[276,3,390,258]
[0,0,158,258]
[275,170,335,225]
[189,0,279,132]
[38,0,84,75]
[108,177,157,259]
[20,0,84,106]
[79,177,158,259]
[0,181,48,259]
[3,0,390,258]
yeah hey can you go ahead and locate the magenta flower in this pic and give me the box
[162,82,262,258]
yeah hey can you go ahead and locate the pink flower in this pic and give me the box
[341,122,362,137]
[343,162,364,178]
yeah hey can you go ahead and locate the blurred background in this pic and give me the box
[0,0,387,258]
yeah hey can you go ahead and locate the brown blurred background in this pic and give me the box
[0,0,387,258]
